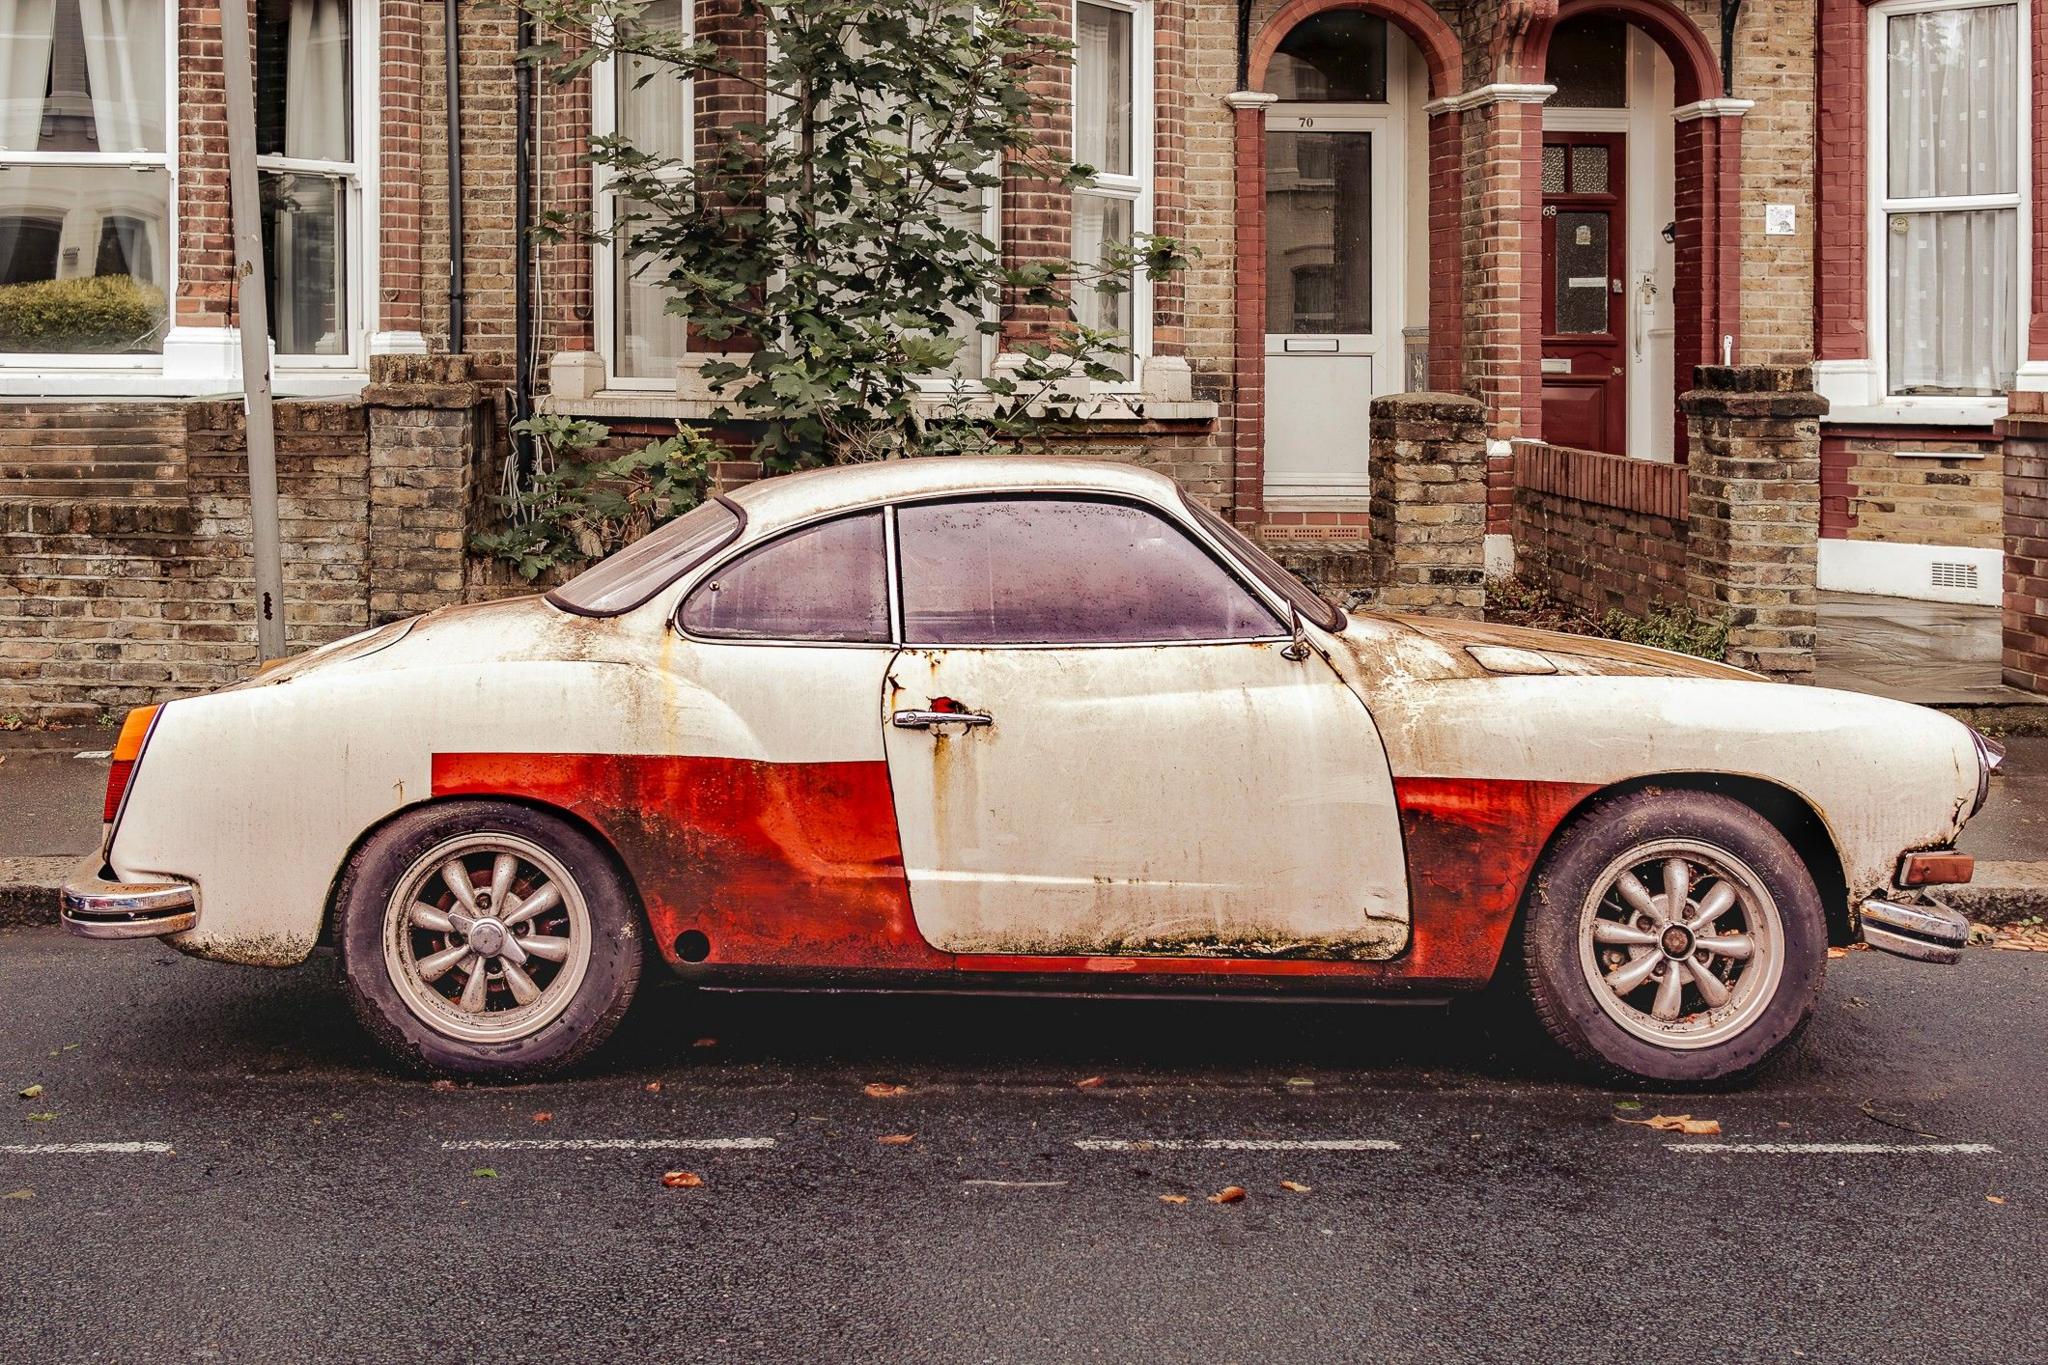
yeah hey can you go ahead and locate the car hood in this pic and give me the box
[1333,612,1762,684]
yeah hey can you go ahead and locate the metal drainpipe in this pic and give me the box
[443,0,465,352]
[1720,0,1743,96]
[513,2,536,470]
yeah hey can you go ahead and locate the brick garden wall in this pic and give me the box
[0,363,488,724]
[2004,396,2048,693]
[1512,444,1691,618]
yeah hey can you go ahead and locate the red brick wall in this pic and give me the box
[2003,400,2048,692]
[1511,444,1691,617]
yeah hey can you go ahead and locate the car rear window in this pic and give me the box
[679,511,891,643]
[546,497,743,617]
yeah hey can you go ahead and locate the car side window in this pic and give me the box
[680,510,890,643]
[897,497,1283,645]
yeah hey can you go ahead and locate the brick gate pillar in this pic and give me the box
[364,355,488,623]
[1680,365,1826,681]
[1368,391,1487,618]
[2001,392,2048,694]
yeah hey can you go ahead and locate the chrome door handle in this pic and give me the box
[892,708,991,730]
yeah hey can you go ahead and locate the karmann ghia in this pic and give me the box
[65,458,1998,1083]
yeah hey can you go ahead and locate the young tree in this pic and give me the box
[525,0,1186,470]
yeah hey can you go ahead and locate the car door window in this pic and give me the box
[897,497,1282,644]
[680,510,890,642]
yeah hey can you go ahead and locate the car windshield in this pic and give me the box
[1178,491,1346,632]
[546,498,743,617]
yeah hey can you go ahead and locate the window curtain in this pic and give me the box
[1886,4,2020,394]
[283,0,346,160]
[73,0,161,152]
[1073,4,1128,176]
[0,0,56,150]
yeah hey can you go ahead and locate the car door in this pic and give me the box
[880,494,1410,961]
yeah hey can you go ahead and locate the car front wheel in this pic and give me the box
[1520,788,1827,1086]
[336,801,643,1079]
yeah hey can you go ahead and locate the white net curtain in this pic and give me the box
[1884,3,2020,396]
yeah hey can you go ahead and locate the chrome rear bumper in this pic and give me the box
[1860,896,1969,965]
[60,860,198,939]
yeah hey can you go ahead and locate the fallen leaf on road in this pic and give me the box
[661,1170,703,1189]
[1279,1180,1312,1193]
[644,1081,664,1094]
[24,1113,54,1122]
[431,1079,456,1093]
[692,1037,718,1048]
[877,1133,916,1146]
[1074,1076,1106,1089]
[1621,1113,1721,1136]
[1987,1195,2006,1204]
[1208,1185,1247,1205]
[469,1168,498,1179]
[1827,946,1849,959]
[17,1085,41,1100]
[1613,1100,1642,1112]
[864,1082,909,1098]
[2,1189,30,1200]
[1159,1195,1188,1205]
[1285,1077,1315,1088]
[531,1111,553,1124]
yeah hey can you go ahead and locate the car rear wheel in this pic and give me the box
[1520,788,1827,1086]
[336,801,642,1079]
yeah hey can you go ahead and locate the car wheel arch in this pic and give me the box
[1528,772,1851,948]
[318,793,651,949]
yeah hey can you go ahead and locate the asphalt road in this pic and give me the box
[0,927,2041,1364]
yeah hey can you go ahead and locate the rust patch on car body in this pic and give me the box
[432,753,951,971]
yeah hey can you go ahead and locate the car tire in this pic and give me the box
[1519,787,1827,1087]
[335,800,643,1080]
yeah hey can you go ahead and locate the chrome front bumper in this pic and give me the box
[60,860,198,939]
[1860,896,1969,965]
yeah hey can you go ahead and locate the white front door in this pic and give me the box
[1263,104,1404,502]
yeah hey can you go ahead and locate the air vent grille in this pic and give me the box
[1930,560,1979,591]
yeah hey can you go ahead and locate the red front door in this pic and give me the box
[1540,133,1627,455]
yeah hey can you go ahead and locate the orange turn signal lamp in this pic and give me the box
[102,704,160,824]
[1896,852,1974,888]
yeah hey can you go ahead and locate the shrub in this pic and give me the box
[0,274,167,354]
[1600,602,1730,661]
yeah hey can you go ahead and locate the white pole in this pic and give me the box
[218,0,287,662]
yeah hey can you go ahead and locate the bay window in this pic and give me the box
[1875,0,2025,397]
[0,0,170,359]
[1072,0,1149,381]
[595,0,690,389]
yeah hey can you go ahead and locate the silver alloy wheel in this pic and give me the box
[1575,837,1785,1050]
[381,832,594,1044]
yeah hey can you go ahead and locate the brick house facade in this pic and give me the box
[0,0,2043,717]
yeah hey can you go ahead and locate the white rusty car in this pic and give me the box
[64,457,1998,1084]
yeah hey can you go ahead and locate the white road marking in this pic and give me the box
[962,1179,1068,1188]
[1074,1138,1401,1152]
[1667,1142,1997,1155]
[440,1137,776,1152]
[0,1142,174,1155]
[73,750,112,759]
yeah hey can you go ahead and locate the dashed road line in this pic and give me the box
[1668,1142,1998,1155]
[439,1137,777,1152]
[73,750,112,760]
[0,1142,175,1155]
[962,1179,1069,1189]
[1074,1138,1402,1152]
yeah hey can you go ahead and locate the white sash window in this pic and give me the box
[593,0,691,389]
[1072,0,1150,382]
[1873,0,2027,397]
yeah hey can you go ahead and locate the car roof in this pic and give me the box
[722,455,1183,536]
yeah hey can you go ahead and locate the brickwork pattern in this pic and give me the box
[2003,393,2048,692]
[1512,446,1690,618]
[1367,391,1487,617]
[1818,433,2004,549]
[1681,364,1824,680]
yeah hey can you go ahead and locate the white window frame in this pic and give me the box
[1071,0,1153,389]
[259,0,379,377]
[592,3,694,394]
[0,0,178,378]
[1864,0,2031,413]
